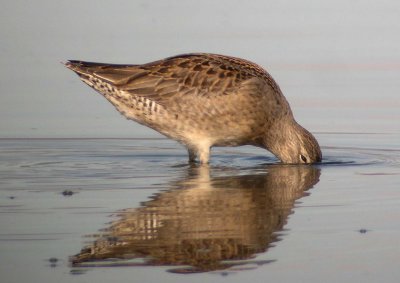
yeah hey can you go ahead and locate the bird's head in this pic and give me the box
[265,120,322,164]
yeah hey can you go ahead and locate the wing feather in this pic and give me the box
[71,53,282,107]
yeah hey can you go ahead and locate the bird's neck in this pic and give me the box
[263,117,301,162]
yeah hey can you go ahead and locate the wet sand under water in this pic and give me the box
[0,134,399,283]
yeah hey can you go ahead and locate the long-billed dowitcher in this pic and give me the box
[65,53,321,164]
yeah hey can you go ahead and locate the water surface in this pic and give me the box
[1,135,399,282]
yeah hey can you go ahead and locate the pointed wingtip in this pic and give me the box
[62,60,85,71]
[61,60,73,69]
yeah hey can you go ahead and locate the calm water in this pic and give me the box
[1,135,399,283]
[2,1,400,282]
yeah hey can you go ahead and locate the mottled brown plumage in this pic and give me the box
[71,165,320,271]
[64,53,321,164]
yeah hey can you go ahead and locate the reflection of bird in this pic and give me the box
[65,53,321,164]
[71,165,320,273]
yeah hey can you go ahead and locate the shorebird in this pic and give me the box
[64,53,322,164]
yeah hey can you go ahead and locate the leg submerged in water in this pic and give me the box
[187,145,211,164]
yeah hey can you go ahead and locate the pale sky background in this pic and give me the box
[1,0,399,138]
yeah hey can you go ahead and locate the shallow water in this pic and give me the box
[1,135,399,282]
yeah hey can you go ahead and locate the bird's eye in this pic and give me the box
[300,154,308,163]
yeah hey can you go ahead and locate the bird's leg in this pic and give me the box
[198,147,210,164]
[188,148,197,163]
[187,145,210,164]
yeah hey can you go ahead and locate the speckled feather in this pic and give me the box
[65,53,321,164]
